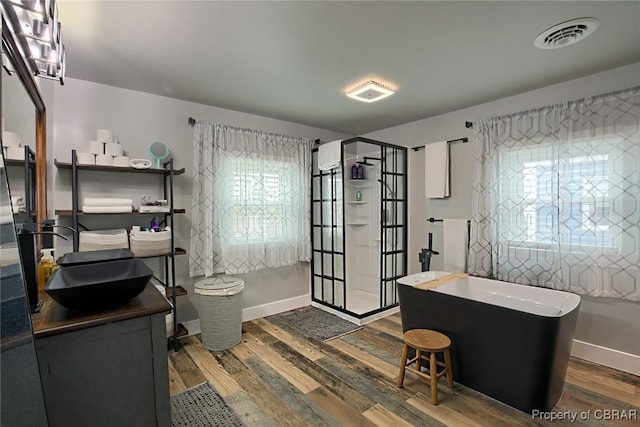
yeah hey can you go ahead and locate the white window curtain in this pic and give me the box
[189,122,313,276]
[469,86,640,301]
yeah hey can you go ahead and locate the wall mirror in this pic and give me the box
[1,12,48,426]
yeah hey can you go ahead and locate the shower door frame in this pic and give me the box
[311,137,408,319]
[378,142,408,309]
[310,147,347,312]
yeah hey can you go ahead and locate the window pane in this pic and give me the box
[312,202,321,226]
[312,227,321,250]
[505,148,612,248]
[334,255,344,280]
[313,252,322,275]
[323,253,334,276]
[224,157,297,244]
[313,276,322,300]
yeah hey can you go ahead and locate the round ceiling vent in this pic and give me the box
[534,17,600,49]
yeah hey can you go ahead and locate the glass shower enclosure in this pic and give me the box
[311,137,407,322]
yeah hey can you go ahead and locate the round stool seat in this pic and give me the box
[404,329,451,352]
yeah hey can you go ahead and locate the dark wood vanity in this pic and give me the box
[31,284,172,426]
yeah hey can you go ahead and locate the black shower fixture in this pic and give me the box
[356,156,381,166]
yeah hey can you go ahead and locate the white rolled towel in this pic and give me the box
[95,154,113,166]
[87,140,104,154]
[2,131,20,147]
[83,197,133,207]
[96,129,113,144]
[76,152,96,165]
[105,142,123,156]
[2,205,23,215]
[6,147,24,160]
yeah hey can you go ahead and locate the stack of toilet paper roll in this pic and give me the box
[3,131,25,160]
[76,129,130,167]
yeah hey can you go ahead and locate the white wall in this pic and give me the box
[44,63,640,363]
[49,78,349,322]
[365,62,640,357]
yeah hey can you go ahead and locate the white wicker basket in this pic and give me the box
[79,229,129,252]
[130,229,171,257]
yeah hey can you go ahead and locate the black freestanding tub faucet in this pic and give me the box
[419,232,439,272]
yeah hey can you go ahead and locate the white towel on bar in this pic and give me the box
[318,140,341,171]
[82,205,133,213]
[443,219,469,273]
[424,141,450,198]
[83,197,133,207]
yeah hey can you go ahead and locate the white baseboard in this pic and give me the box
[180,294,311,337]
[242,293,311,322]
[571,339,640,376]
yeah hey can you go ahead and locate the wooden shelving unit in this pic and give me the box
[54,159,185,175]
[55,151,187,351]
[5,158,35,167]
[166,285,188,298]
[54,209,186,215]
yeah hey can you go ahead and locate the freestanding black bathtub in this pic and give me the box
[397,272,581,413]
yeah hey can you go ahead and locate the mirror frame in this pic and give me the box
[1,13,47,227]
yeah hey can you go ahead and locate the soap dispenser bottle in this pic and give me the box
[37,249,57,291]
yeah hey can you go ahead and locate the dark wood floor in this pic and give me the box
[169,312,640,426]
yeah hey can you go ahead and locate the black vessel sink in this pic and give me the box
[58,249,134,267]
[45,259,153,310]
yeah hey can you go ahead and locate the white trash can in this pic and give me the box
[194,276,245,351]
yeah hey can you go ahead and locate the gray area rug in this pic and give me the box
[281,306,362,341]
[171,382,244,427]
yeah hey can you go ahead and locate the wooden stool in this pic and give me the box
[397,329,454,404]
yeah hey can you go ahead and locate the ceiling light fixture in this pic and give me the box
[534,17,600,49]
[1,0,66,84]
[346,80,394,103]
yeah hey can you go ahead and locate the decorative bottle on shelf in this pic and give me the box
[351,163,358,179]
[357,164,364,179]
[355,189,362,201]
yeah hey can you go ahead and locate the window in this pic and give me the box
[501,142,617,249]
[469,86,640,300]
[190,122,312,276]
[223,157,300,245]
